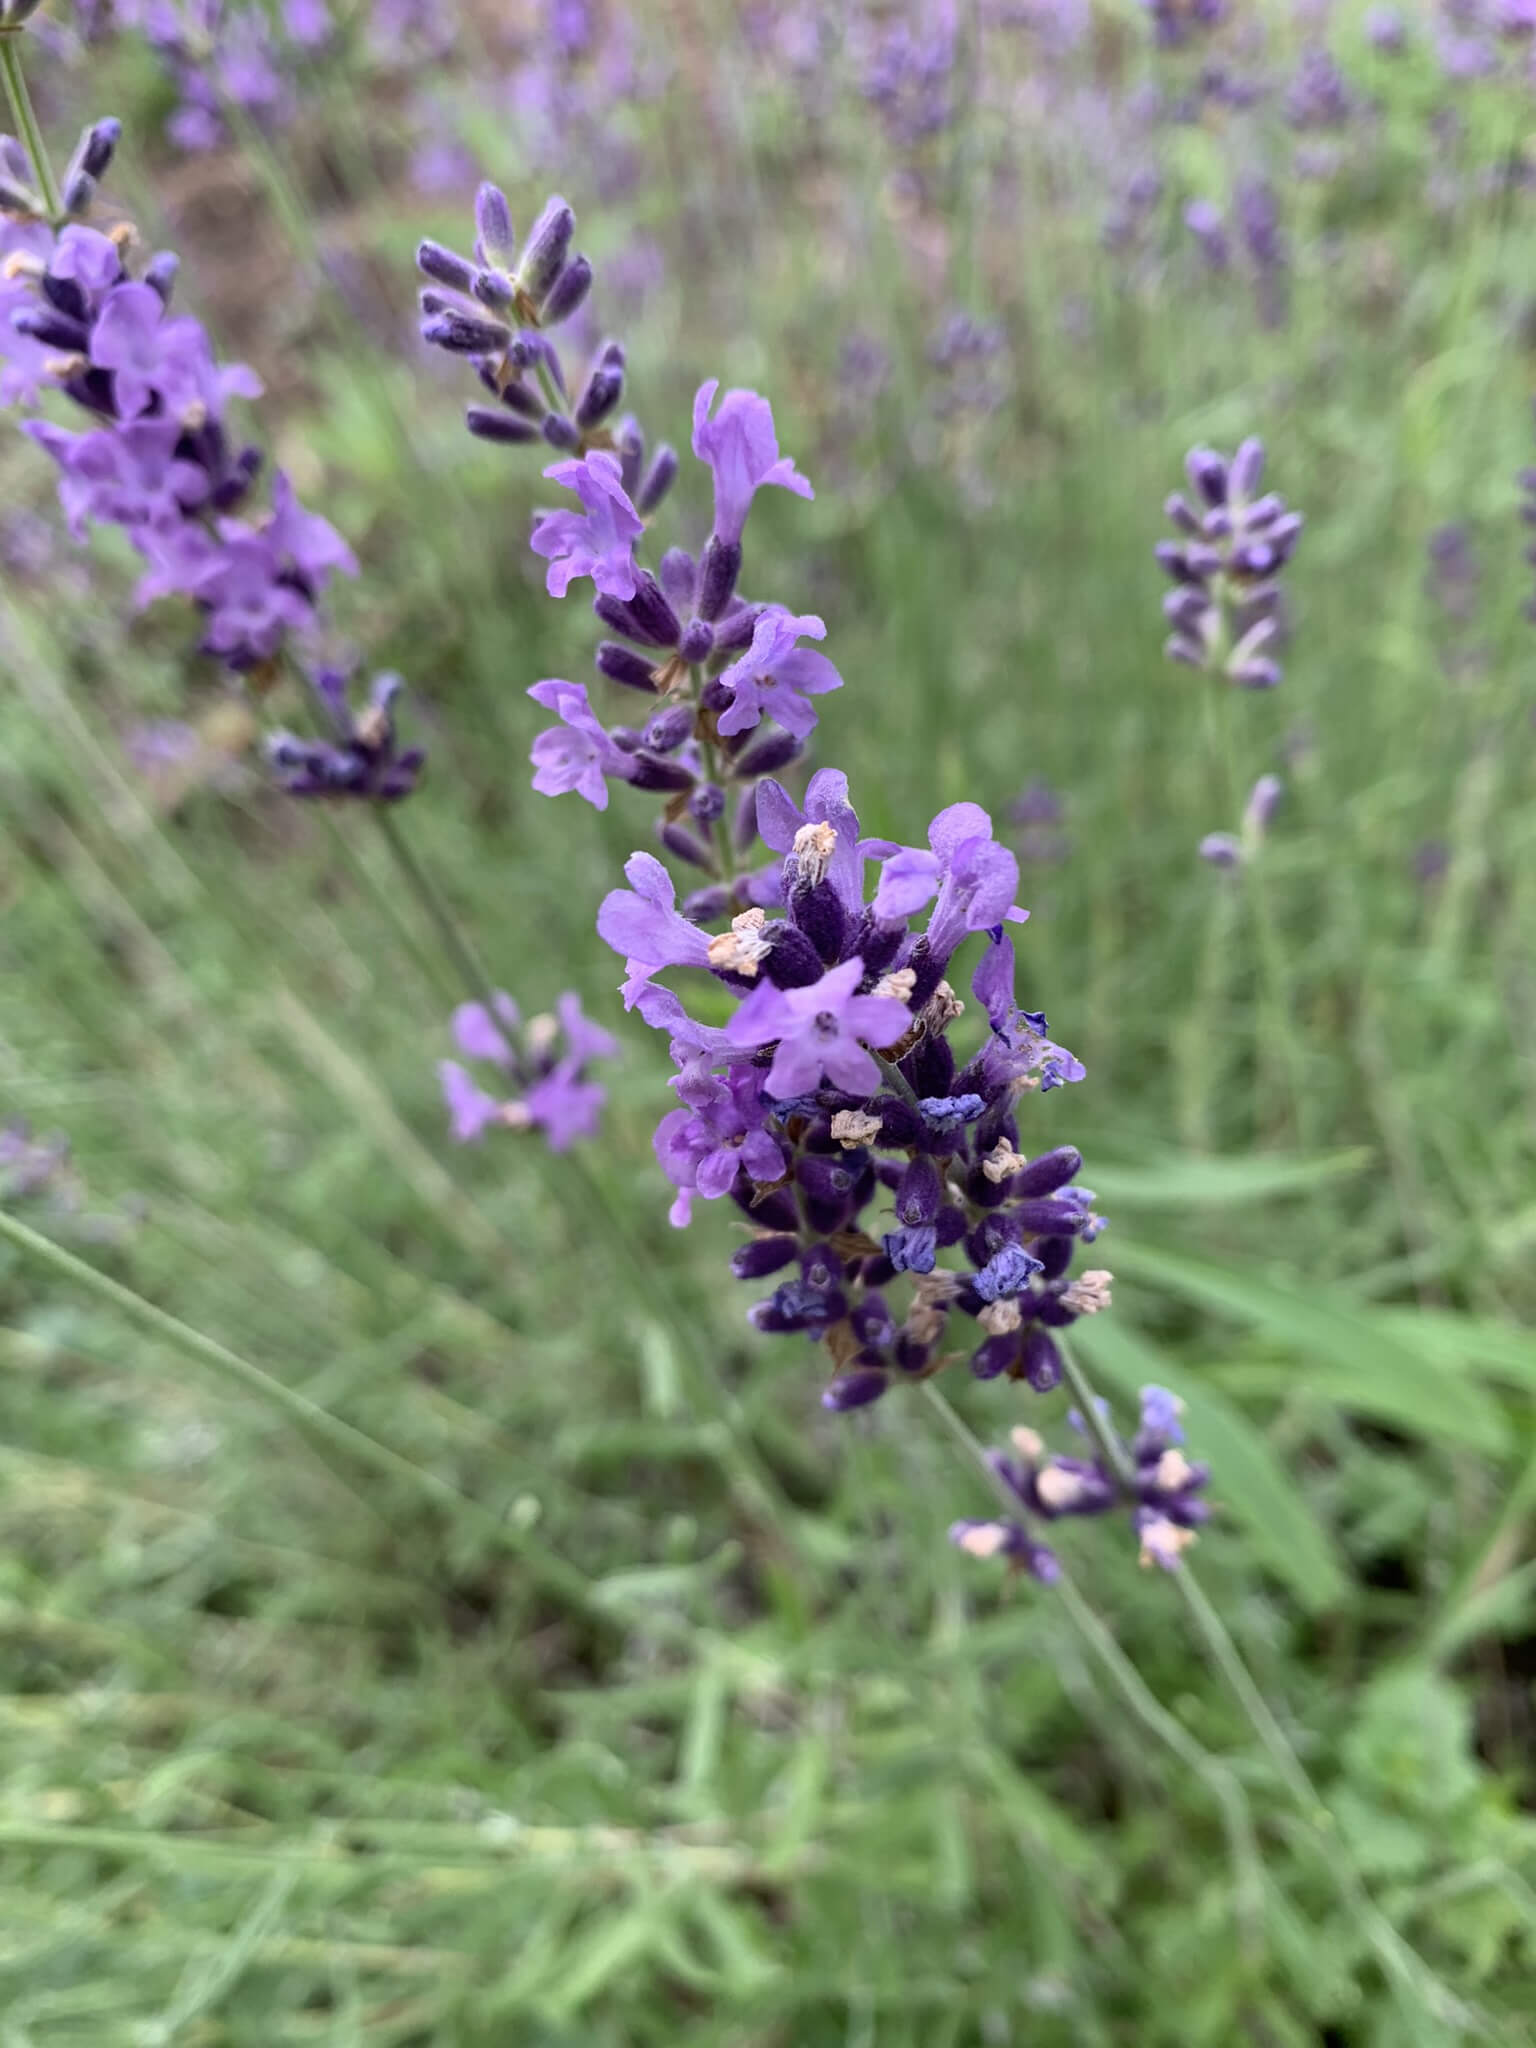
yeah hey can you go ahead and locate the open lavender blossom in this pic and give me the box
[439,989,617,1153]
[950,1389,1210,1581]
[1157,439,1302,686]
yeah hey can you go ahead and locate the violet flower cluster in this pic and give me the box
[440,991,616,1153]
[2,192,355,673]
[950,1390,1211,1582]
[1157,439,1303,688]
[108,0,334,153]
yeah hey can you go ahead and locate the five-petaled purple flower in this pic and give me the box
[872,801,1028,964]
[527,678,638,808]
[726,956,909,1097]
[715,607,842,739]
[530,451,643,600]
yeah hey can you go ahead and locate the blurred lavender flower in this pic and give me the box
[927,312,1010,416]
[1424,523,1480,621]
[1141,0,1225,50]
[1199,773,1282,868]
[1008,781,1070,864]
[0,1120,71,1203]
[439,990,617,1152]
[1284,45,1355,130]
[267,672,425,802]
[1236,176,1288,329]
[855,0,959,145]
[950,1388,1210,1580]
[1184,199,1230,271]
[1158,439,1303,685]
[1365,7,1408,52]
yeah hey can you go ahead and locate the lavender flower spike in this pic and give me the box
[691,378,814,547]
[267,670,425,802]
[1157,437,1302,687]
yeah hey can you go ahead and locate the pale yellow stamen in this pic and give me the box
[957,1522,1011,1559]
[707,907,770,978]
[1036,1464,1089,1512]
[792,819,838,884]
[1009,1426,1045,1463]
[982,1139,1026,1185]
[979,1298,1022,1337]
[1061,1269,1113,1316]
[830,1109,882,1149]
[525,1013,559,1060]
[1138,1517,1196,1570]
[1154,1448,1195,1492]
[873,966,917,1003]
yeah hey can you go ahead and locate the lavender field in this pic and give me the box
[2,2,1535,2042]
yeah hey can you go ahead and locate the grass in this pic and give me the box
[2,2,1535,2040]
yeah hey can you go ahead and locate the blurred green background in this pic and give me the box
[2,1,1535,2041]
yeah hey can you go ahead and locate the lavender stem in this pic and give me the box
[0,29,60,220]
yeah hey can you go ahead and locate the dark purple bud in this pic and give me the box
[576,360,624,431]
[689,782,725,824]
[596,641,661,692]
[466,405,537,444]
[1011,1146,1082,1198]
[61,170,95,216]
[731,1235,801,1280]
[474,182,515,266]
[679,619,715,664]
[1021,1329,1063,1393]
[971,1335,1019,1381]
[422,311,511,355]
[894,1335,931,1375]
[518,195,575,305]
[1034,1238,1074,1282]
[797,1152,862,1231]
[1228,436,1265,501]
[473,268,515,313]
[70,116,120,181]
[13,306,90,351]
[731,731,802,780]
[732,783,759,850]
[762,924,826,990]
[895,1155,942,1227]
[822,1369,889,1412]
[732,1182,798,1232]
[1186,447,1228,506]
[496,378,544,421]
[1163,491,1200,536]
[1155,541,1198,585]
[637,445,678,515]
[614,414,644,496]
[1011,1197,1088,1236]
[659,548,696,608]
[697,536,742,622]
[659,821,715,871]
[792,878,846,964]
[0,135,33,185]
[711,602,762,653]
[542,254,593,326]
[627,752,696,793]
[903,1032,955,1100]
[643,703,694,752]
[851,1293,895,1348]
[683,884,730,922]
[541,413,580,450]
[417,238,475,293]
[935,1204,967,1248]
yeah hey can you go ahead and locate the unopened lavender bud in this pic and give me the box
[1242,773,1282,836]
[541,413,579,449]
[575,360,624,430]
[627,753,696,794]
[1021,1329,1063,1392]
[517,196,575,306]
[0,135,31,185]
[894,1156,942,1228]
[689,782,725,825]
[733,731,804,780]
[637,445,677,515]
[697,535,742,622]
[1011,1146,1083,1198]
[1186,447,1228,506]
[0,173,37,211]
[13,306,91,350]
[683,884,730,921]
[473,268,515,313]
[1163,491,1200,536]
[597,641,661,692]
[466,405,538,445]
[541,253,593,326]
[474,181,515,266]
[61,170,96,216]
[416,239,475,293]
[1228,436,1265,502]
[423,310,512,355]
[69,116,121,181]
[731,1235,800,1280]
[971,1334,1019,1381]
[822,1369,889,1413]
[659,820,715,871]
[613,414,644,495]
[1199,831,1242,868]
[643,704,694,751]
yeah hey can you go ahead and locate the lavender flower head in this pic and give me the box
[440,990,617,1152]
[1199,772,1282,869]
[267,672,426,803]
[950,1387,1211,1581]
[1157,438,1302,687]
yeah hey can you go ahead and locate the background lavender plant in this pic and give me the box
[2,3,1535,2043]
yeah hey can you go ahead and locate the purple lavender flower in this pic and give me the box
[527,677,639,808]
[714,607,842,739]
[1199,772,1282,867]
[1157,438,1302,685]
[726,956,910,1097]
[870,802,1027,965]
[267,671,425,802]
[654,1060,786,1227]
[439,988,616,1152]
[530,452,643,600]
[691,378,813,547]
[596,851,714,1002]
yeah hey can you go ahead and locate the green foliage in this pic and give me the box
[2,2,1535,2042]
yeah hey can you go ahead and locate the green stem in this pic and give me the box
[1054,1332,1138,1490]
[371,807,500,1014]
[0,29,60,221]
[0,1205,610,1626]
